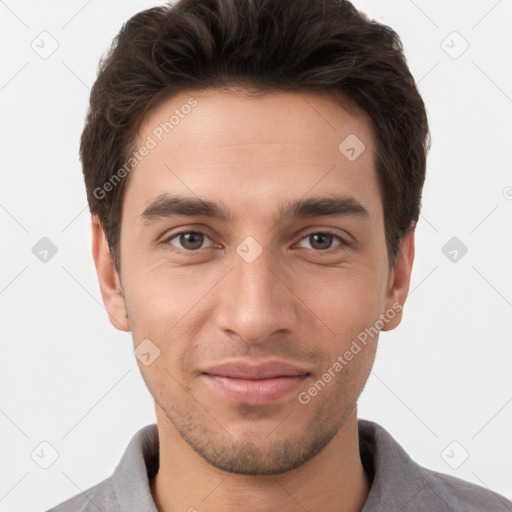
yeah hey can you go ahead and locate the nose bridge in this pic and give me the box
[216,239,297,343]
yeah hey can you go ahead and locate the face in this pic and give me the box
[93,88,413,475]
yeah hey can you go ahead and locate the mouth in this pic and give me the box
[201,360,311,406]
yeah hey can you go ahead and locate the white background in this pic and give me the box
[1,0,511,510]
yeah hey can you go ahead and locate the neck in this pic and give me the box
[150,407,370,512]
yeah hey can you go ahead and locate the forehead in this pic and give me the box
[126,88,381,221]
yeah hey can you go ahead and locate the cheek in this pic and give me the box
[292,263,387,340]
[122,264,218,383]
[123,261,210,329]
[299,337,377,420]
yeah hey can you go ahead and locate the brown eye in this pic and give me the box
[297,232,346,251]
[167,231,208,251]
[309,233,333,250]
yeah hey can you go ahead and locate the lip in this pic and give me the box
[201,360,310,405]
[202,360,310,379]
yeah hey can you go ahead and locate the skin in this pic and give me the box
[92,88,415,512]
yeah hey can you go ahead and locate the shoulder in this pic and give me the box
[358,419,512,511]
[424,470,512,512]
[45,476,116,512]
[45,424,158,512]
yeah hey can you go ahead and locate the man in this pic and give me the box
[48,0,512,510]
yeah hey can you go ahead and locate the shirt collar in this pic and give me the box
[111,423,160,512]
[358,419,441,511]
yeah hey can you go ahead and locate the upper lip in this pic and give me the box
[202,360,310,379]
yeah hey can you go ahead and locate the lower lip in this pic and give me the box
[202,374,308,405]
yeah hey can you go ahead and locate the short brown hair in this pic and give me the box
[81,0,430,271]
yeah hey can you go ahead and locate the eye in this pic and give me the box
[165,231,213,251]
[296,232,347,251]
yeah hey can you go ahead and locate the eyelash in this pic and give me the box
[161,230,350,255]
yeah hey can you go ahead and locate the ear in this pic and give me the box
[91,215,130,332]
[381,225,415,331]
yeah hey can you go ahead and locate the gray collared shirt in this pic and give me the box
[47,419,512,511]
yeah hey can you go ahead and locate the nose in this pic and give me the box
[214,242,299,345]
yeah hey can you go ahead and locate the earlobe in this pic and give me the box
[91,215,131,332]
[381,226,415,331]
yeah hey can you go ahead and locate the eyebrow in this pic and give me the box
[140,193,370,225]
